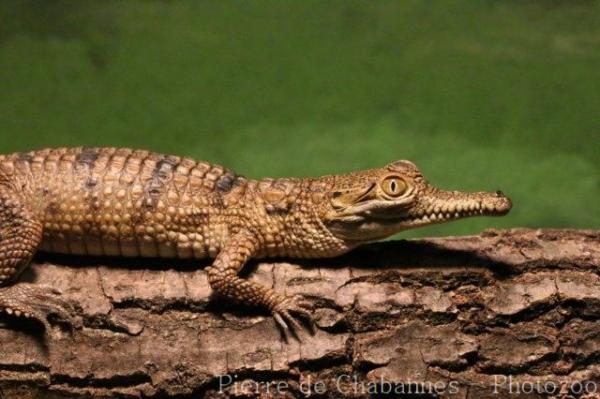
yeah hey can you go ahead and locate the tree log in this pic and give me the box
[1,228,599,398]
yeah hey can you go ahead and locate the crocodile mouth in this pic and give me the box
[333,191,511,224]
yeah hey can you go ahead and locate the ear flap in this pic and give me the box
[330,183,375,209]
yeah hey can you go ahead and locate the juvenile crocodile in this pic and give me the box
[0,147,511,338]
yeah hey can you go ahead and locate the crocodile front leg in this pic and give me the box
[0,187,75,331]
[206,231,313,340]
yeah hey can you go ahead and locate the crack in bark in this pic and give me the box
[50,372,152,389]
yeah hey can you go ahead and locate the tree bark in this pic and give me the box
[1,228,599,398]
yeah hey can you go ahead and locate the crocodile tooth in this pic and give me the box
[430,214,437,221]
[454,212,460,218]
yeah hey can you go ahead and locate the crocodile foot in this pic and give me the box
[0,283,77,332]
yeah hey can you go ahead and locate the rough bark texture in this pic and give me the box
[1,228,599,398]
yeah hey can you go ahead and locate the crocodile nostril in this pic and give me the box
[495,190,504,197]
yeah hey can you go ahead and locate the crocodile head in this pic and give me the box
[320,160,512,242]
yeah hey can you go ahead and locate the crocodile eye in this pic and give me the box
[381,176,407,197]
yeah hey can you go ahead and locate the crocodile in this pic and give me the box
[0,147,512,338]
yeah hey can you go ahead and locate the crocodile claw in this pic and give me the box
[272,294,315,342]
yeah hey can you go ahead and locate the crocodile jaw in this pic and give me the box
[325,189,512,241]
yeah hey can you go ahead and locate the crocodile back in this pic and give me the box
[0,147,244,258]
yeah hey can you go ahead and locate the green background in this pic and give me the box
[1,0,598,238]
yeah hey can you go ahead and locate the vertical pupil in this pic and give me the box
[390,180,396,192]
